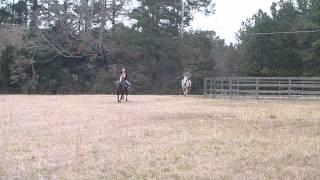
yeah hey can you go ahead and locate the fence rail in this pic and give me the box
[204,77,320,98]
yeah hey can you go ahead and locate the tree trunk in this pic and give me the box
[98,0,107,51]
[11,0,15,23]
[47,0,50,26]
[181,0,184,37]
[30,0,40,36]
[24,0,28,25]
[63,0,68,24]
[80,0,88,40]
[111,0,116,32]
[83,0,93,41]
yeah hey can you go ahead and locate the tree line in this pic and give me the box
[0,0,319,94]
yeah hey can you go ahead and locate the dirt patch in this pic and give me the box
[0,95,319,179]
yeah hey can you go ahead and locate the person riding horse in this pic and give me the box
[116,67,131,103]
[116,67,131,89]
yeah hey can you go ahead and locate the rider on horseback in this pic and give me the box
[116,67,131,89]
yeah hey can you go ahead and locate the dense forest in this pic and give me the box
[0,0,319,94]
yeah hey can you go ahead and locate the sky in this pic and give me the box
[190,0,277,44]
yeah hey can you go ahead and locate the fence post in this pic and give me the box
[288,78,292,99]
[229,78,232,98]
[302,80,304,96]
[278,81,281,96]
[256,78,259,99]
[237,79,240,96]
[210,79,213,97]
[221,80,224,95]
[204,78,207,97]
[213,79,216,98]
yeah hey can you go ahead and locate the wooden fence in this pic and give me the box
[204,77,320,98]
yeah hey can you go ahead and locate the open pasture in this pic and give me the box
[0,95,320,179]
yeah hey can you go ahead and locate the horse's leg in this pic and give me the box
[126,90,128,102]
[117,93,121,103]
[123,90,125,100]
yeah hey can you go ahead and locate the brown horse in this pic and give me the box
[116,77,128,103]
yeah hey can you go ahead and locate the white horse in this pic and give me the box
[181,76,192,96]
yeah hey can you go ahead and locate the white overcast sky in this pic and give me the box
[190,0,277,44]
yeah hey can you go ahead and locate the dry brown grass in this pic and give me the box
[0,95,320,179]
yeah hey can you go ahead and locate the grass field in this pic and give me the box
[0,95,320,179]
